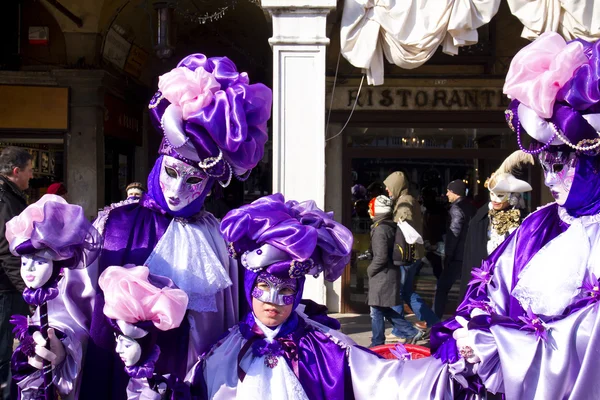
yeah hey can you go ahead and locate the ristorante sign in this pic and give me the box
[328,81,510,111]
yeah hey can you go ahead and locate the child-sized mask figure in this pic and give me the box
[539,151,577,206]
[159,155,209,212]
[20,255,54,289]
[115,334,142,367]
[251,273,297,327]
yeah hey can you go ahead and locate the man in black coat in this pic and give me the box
[433,180,476,319]
[367,195,423,346]
[0,147,33,399]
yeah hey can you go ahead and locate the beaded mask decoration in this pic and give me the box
[251,272,298,306]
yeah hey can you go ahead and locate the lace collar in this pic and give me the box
[558,206,600,226]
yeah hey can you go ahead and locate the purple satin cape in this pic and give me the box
[80,199,190,400]
[190,310,353,400]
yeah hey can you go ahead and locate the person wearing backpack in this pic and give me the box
[366,195,424,346]
[384,172,440,331]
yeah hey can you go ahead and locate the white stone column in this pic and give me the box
[262,0,336,305]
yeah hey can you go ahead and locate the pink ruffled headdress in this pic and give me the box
[99,266,188,338]
[503,32,600,153]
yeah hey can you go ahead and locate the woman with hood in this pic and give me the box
[383,171,439,329]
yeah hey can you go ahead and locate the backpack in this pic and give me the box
[376,220,415,266]
[392,223,416,266]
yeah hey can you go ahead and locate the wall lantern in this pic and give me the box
[153,1,175,59]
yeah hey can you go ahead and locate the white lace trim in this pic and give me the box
[144,218,232,313]
[558,206,600,226]
[512,218,591,316]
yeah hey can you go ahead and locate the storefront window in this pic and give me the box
[347,127,512,150]
[343,126,530,312]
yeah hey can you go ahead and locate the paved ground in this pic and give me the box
[330,264,461,348]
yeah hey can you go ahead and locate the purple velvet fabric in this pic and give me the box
[562,155,600,217]
[80,200,193,400]
[148,54,271,177]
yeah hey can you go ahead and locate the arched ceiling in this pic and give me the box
[41,0,272,86]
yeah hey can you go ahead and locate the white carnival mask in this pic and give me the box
[159,155,210,212]
[20,255,53,289]
[539,151,577,206]
[489,191,509,204]
[115,334,142,367]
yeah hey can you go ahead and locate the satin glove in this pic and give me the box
[140,387,162,400]
[452,316,481,364]
[28,328,66,369]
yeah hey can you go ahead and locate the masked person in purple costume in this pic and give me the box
[187,194,395,400]
[348,32,600,400]
[5,194,100,399]
[54,54,272,399]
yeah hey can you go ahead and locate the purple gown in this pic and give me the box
[59,196,238,399]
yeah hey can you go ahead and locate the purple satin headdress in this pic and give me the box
[503,32,600,155]
[5,194,101,269]
[149,54,272,187]
[503,32,600,217]
[221,193,353,282]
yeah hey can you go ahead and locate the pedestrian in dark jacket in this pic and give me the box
[0,146,33,398]
[433,179,476,318]
[367,195,423,346]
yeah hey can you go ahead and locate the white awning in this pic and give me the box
[340,0,500,86]
[507,0,600,42]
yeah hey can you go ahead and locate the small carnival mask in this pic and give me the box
[115,334,142,367]
[20,255,53,289]
[251,273,297,306]
[539,151,577,206]
[489,191,508,204]
[159,155,209,212]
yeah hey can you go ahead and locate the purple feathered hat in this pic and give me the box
[221,193,353,309]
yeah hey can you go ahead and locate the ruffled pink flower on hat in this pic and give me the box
[158,66,220,120]
[99,266,189,332]
[503,32,587,119]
